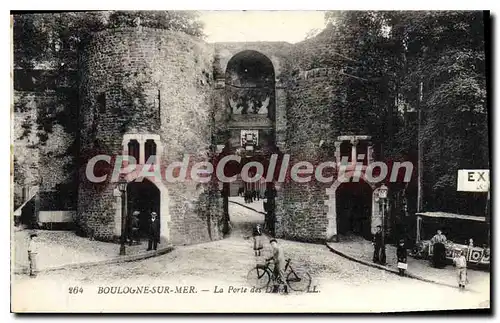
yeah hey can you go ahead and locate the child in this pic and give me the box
[453,250,468,289]
[396,239,407,276]
[28,233,38,277]
[252,224,263,256]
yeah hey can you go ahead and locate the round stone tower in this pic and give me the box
[277,35,382,243]
[78,26,223,243]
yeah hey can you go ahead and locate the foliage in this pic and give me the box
[322,10,488,214]
[13,11,205,69]
[108,11,204,37]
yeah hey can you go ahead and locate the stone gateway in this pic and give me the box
[14,26,399,245]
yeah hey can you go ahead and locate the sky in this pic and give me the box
[199,11,327,43]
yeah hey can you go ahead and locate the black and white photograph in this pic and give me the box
[9,8,491,313]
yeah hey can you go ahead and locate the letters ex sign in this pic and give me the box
[457,170,490,192]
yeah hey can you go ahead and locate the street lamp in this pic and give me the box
[117,177,128,256]
[378,184,388,264]
[378,184,388,244]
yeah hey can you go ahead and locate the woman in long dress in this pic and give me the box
[253,224,263,257]
[431,230,447,268]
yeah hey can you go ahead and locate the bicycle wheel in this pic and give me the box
[286,268,311,292]
[247,266,271,289]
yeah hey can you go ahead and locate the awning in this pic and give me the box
[416,212,486,222]
[13,186,39,216]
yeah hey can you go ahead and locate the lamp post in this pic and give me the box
[378,184,388,244]
[378,184,388,264]
[117,177,128,256]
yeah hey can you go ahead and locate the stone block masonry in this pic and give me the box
[14,23,390,246]
[78,27,223,242]
[275,70,339,242]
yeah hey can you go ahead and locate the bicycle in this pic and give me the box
[246,258,312,292]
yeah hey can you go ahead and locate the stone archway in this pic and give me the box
[114,177,170,243]
[225,50,276,123]
[219,50,278,237]
[126,180,160,238]
[335,181,373,240]
[325,174,377,241]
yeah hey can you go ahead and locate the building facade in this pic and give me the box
[13,25,395,245]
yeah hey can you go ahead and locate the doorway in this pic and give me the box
[336,181,373,240]
[127,179,160,238]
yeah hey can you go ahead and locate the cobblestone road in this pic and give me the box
[12,202,490,312]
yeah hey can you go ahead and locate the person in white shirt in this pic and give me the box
[431,229,447,268]
[453,250,468,289]
[28,233,38,277]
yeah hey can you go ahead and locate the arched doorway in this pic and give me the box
[336,181,373,240]
[221,50,276,236]
[126,179,160,238]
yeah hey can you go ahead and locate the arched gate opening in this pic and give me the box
[126,179,161,238]
[336,181,373,240]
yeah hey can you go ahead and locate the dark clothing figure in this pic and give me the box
[129,214,140,246]
[125,214,132,243]
[252,225,263,256]
[397,243,407,276]
[432,243,447,268]
[147,214,160,251]
[238,187,244,197]
[372,231,386,264]
[431,231,447,268]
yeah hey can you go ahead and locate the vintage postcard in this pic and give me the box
[10,10,491,313]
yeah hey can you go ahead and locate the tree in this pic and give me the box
[13,12,108,69]
[393,11,487,214]
[108,11,204,37]
[13,11,205,69]
[322,11,488,215]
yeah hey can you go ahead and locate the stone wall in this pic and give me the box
[13,89,78,212]
[14,24,386,245]
[213,42,292,80]
[78,27,223,243]
[275,68,340,242]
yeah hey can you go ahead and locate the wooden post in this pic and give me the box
[486,189,490,246]
[417,81,424,213]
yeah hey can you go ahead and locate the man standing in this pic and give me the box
[28,233,38,277]
[266,239,287,293]
[372,225,386,264]
[453,249,468,289]
[147,212,160,251]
